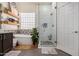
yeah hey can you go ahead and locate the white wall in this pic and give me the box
[0,2,9,8]
[16,2,37,13]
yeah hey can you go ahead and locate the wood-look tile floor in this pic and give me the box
[16,48,71,56]
[15,45,33,50]
[13,45,71,56]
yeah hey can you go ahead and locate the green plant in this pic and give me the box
[31,28,39,46]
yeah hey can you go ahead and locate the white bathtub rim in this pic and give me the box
[13,34,32,38]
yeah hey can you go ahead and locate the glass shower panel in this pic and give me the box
[38,3,56,47]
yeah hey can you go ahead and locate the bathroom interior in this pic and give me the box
[0,2,57,56]
[0,2,79,56]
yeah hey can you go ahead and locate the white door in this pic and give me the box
[57,3,79,55]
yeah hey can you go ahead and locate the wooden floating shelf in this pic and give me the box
[0,21,18,25]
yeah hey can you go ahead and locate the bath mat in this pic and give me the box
[4,51,21,56]
[41,47,58,54]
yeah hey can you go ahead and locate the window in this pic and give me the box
[20,13,35,29]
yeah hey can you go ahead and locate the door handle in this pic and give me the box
[74,31,78,33]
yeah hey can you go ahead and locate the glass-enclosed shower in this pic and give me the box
[38,3,57,47]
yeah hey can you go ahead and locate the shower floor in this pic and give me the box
[40,41,54,47]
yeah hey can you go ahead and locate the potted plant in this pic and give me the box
[31,28,39,48]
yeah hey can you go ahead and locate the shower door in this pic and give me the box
[38,3,56,47]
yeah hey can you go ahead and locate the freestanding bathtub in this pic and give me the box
[13,34,32,45]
